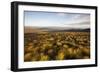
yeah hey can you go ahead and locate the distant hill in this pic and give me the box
[24,27,48,33]
[38,27,90,32]
[24,26,90,33]
[47,28,90,32]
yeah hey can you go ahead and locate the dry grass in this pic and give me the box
[24,32,90,62]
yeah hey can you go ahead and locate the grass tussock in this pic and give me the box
[24,32,90,62]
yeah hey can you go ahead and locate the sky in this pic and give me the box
[24,11,90,29]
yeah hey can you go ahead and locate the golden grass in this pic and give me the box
[24,32,90,62]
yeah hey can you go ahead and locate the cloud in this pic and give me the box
[57,13,66,16]
[65,14,90,25]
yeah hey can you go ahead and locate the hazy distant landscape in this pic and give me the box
[24,26,90,33]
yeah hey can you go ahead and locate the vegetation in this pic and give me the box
[24,32,90,62]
